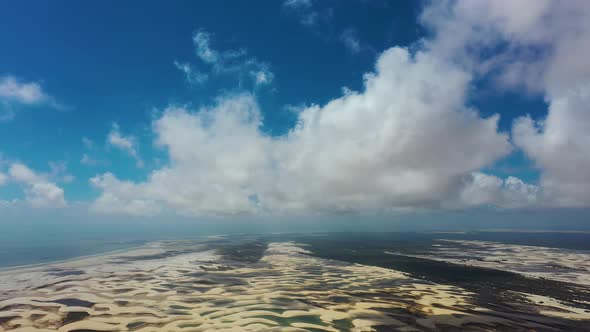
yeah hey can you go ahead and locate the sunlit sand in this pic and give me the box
[1,239,589,331]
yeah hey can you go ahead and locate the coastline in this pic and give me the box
[0,241,149,273]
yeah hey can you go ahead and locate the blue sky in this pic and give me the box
[0,1,425,198]
[1,0,589,226]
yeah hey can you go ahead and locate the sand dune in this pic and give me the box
[1,239,588,331]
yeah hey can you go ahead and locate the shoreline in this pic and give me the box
[0,233,229,272]
[2,230,590,272]
[0,242,149,273]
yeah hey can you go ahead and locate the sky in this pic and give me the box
[1,0,590,229]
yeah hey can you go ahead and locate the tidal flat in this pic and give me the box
[1,233,589,331]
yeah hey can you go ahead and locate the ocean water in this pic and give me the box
[0,238,145,268]
[2,218,590,269]
[0,217,330,268]
[0,218,290,268]
[0,221,204,268]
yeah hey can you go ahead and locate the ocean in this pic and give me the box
[2,222,590,269]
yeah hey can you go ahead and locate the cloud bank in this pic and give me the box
[2,1,586,219]
[421,0,590,207]
[91,47,530,216]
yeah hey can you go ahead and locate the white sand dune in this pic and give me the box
[1,240,588,331]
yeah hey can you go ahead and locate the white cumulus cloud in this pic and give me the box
[457,172,542,209]
[0,76,62,121]
[7,163,66,208]
[91,47,512,216]
[513,85,590,206]
[420,0,590,207]
[0,76,48,104]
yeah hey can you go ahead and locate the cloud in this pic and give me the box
[0,76,62,121]
[108,124,135,152]
[80,153,97,166]
[420,0,590,94]
[193,30,219,64]
[0,76,48,104]
[174,61,208,86]
[283,2,368,55]
[80,137,102,166]
[85,1,590,216]
[283,0,320,27]
[9,163,40,183]
[48,161,74,183]
[283,0,313,9]
[91,47,511,216]
[82,137,94,149]
[457,172,541,209]
[90,173,162,216]
[7,163,66,208]
[513,86,590,206]
[24,182,67,208]
[420,0,590,207]
[107,123,143,167]
[92,95,270,216]
[250,67,274,86]
[193,31,274,87]
[271,48,510,213]
[0,172,7,186]
[175,30,275,89]
[340,29,361,54]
